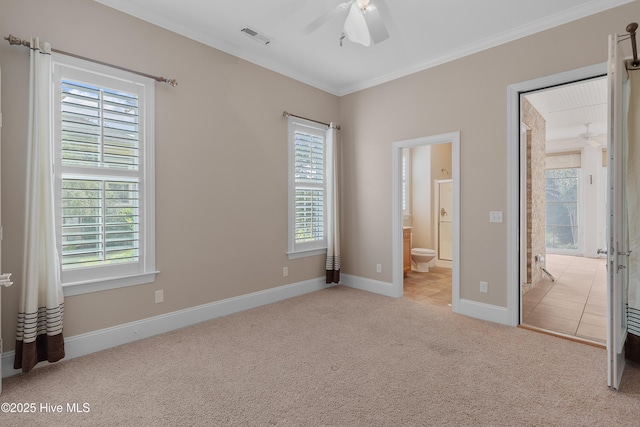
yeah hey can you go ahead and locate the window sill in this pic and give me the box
[62,271,159,297]
[287,248,327,260]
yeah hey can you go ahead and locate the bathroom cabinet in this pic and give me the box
[403,228,411,277]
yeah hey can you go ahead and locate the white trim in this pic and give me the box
[339,0,633,95]
[339,273,510,325]
[52,54,157,294]
[287,248,327,260]
[94,0,633,96]
[3,277,332,378]
[457,299,510,325]
[340,274,396,298]
[287,117,328,256]
[391,133,461,311]
[506,62,607,327]
[62,271,159,297]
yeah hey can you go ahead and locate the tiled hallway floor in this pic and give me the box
[403,267,452,307]
[403,255,606,344]
[522,254,607,344]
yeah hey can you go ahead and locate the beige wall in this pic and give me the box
[339,2,640,306]
[410,145,431,248]
[1,0,639,353]
[0,0,338,351]
[410,143,452,250]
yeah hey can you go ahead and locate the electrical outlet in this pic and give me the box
[480,281,488,293]
[283,267,289,277]
[155,289,164,303]
[376,264,382,273]
[489,211,503,223]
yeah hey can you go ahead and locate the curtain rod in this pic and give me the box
[283,111,340,130]
[624,23,640,71]
[4,34,177,87]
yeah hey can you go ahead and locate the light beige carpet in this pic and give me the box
[1,285,639,426]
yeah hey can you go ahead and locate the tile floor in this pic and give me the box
[403,254,606,344]
[522,254,607,344]
[403,254,607,344]
[403,267,452,307]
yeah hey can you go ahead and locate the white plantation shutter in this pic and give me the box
[294,131,324,243]
[61,178,139,267]
[60,79,141,269]
[53,54,156,294]
[61,80,139,169]
[288,118,327,256]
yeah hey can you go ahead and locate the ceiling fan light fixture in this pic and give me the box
[356,0,370,10]
[343,2,371,46]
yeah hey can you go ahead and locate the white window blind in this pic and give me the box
[294,130,324,243]
[288,118,327,257]
[546,151,581,170]
[61,178,139,267]
[60,79,140,269]
[61,80,139,169]
[53,54,157,295]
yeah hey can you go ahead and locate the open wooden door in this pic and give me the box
[606,33,629,390]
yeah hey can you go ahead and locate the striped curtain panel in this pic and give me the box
[14,37,65,372]
[325,124,341,283]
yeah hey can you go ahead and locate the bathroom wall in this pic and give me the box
[410,143,452,251]
[410,145,432,249]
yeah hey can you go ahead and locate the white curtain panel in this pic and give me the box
[325,124,341,283]
[627,70,640,313]
[15,37,65,372]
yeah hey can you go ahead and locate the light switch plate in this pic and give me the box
[489,211,503,223]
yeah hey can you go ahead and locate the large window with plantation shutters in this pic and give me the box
[52,55,157,295]
[287,117,327,258]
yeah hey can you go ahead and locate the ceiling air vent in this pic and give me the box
[241,27,271,46]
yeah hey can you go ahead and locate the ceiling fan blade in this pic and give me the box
[343,2,371,46]
[363,2,389,44]
[303,1,352,35]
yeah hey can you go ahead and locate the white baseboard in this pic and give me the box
[340,274,509,326]
[340,274,399,298]
[456,298,510,326]
[2,277,331,378]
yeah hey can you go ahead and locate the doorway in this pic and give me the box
[391,132,460,311]
[509,68,608,343]
[521,78,608,344]
[402,145,452,306]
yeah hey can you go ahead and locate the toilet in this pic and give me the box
[411,248,437,272]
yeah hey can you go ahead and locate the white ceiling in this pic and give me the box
[95,0,633,96]
[525,77,608,150]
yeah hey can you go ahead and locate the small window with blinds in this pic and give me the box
[53,54,157,295]
[287,117,327,257]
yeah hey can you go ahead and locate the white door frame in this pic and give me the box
[391,132,460,312]
[506,63,607,326]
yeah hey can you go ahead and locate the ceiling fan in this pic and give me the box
[304,0,390,47]
[579,123,602,147]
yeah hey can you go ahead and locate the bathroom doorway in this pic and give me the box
[517,74,608,345]
[391,132,460,310]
